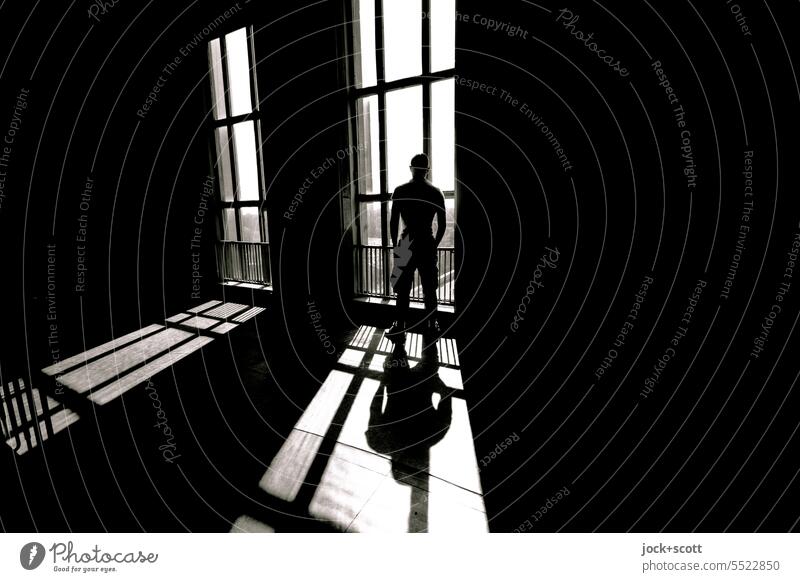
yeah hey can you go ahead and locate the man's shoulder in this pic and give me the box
[392,182,413,197]
[416,179,444,196]
[425,181,445,201]
[393,179,444,198]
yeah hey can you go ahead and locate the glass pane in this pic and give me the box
[232,121,259,202]
[431,78,455,192]
[430,0,455,72]
[356,95,380,194]
[386,85,423,192]
[353,0,377,87]
[359,201,383,246]
[437,197,455,248]
[214,126,234,202]
[240,207,260,242]
[225,28,253,116]
[208,38,227,119]
[222,208,237,240]
[262,209,269,243]
[383,0,421,82]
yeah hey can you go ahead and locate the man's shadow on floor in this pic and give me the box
[365,336,453,532]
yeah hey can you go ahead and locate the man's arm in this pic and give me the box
[434,190,446,246]
[390,195,401,247]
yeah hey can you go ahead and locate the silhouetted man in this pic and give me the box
[386,153,446,343]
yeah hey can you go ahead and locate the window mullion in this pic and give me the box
[422,0,432,163]
[375,0,391,295]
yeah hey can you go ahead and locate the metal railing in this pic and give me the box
[216,241,271,286]
[356,245,455,305]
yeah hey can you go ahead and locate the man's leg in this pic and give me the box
[388,255,416,339]
[419,242,439,322]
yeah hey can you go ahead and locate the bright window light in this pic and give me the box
[382,0,421,82]
[225,28,253,116]
[232,121,259,202]
[239,208,260,242]
[386,85,422,192]
[360,201,383,246]
[430,0,456,72]
[431,78,455,191]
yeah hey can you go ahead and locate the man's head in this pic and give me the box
[409,153,429,180]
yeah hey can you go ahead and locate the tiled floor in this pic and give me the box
[259,325,488,533]
[41,302,264,405]
[3,302,265,456]
[2,310,487,533]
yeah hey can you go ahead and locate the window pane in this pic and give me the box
[225,28,253,116]
[360,201,383,246]
[386,85,422,192]
[240,207,261,242]
[214,126,234,202]
[437,197,455,248]
[222,208,237,240]
[353,0,377,87]
[382,0,421,82]
[232,121,259,202]
[262,210,269,243]
[431,78,455,192]
[430,0,456,72]
[208,38,227,119]
[356,95,380,195]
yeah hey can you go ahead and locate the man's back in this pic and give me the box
[392,178,445,239]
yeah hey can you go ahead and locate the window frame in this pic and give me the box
[346,0,456,253]
[208,26,269,245]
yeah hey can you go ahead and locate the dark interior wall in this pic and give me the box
[254,1,353,350]
[454,0,800,530]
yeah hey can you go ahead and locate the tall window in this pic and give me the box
[348,0,456,304]
[208,27,271,286]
